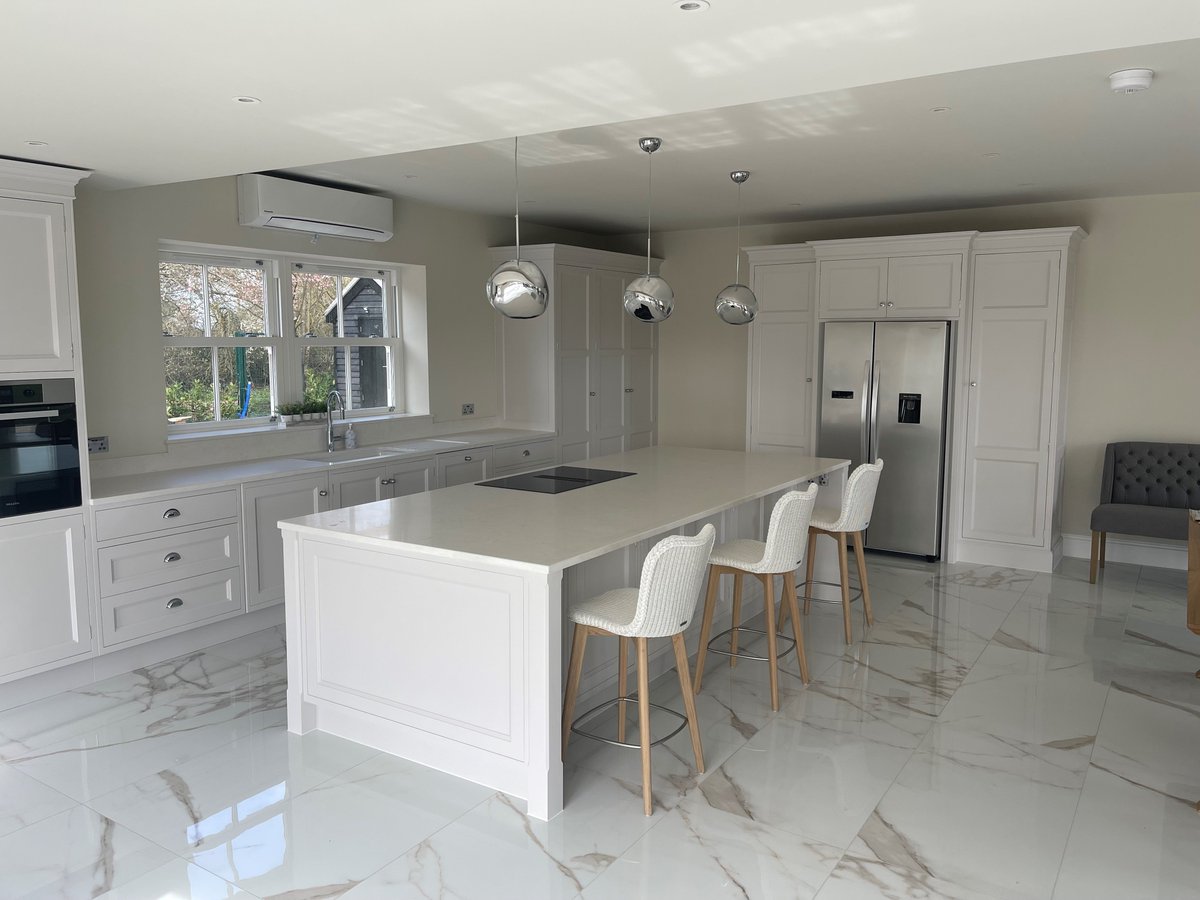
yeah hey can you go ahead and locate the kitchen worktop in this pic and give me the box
[89,428,555,503]
[281,446,849,571]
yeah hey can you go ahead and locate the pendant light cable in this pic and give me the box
[645,147,653,275]
[735,178,743,284]
[513,136,522,259]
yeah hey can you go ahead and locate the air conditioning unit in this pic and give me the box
[237,174,394,242]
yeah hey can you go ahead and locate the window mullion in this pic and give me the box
[210,346,221,422]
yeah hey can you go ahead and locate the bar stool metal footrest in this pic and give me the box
[570,696,688,750]
[705,625,798,662]
[799,578,864,607]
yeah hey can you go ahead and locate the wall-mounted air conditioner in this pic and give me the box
[236,174,394,242]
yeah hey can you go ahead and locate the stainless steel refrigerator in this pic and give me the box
[817,321,950,559]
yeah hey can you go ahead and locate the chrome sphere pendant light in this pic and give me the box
[714,170,759,325]
[486,136,548,319]
[622,137,674,323]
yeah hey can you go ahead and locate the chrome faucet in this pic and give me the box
[326,390,346,452]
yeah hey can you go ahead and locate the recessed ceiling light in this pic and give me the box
[674,0,710,10]
[24,140,48,147]
[982,152,1001,159]
[233,96,262,104]
[930,106,951,113]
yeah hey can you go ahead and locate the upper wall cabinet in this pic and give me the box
[0,161,90,376]
[491,244,657,464]
[812,233,974,320]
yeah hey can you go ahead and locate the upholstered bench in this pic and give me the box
[1090,442,1200,583]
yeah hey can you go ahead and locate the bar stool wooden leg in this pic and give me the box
[837,532,853,643]
[692,566,720,694]
[671,633,705,773]
[852,531,874,626]
[1089,531,1100,583]
[636,637,653,816]
[617,636,629,743]
[729,572,744,667]
[804,530,817,615]
[1099,531,1107,569]
[783,570,809,683]
[763,573,780,711]
[562,625,588,757]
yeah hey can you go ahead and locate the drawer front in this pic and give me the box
[96,490,238,542]
[493,439,556,473]
[437,446,493,488]
[100,570,244,649]
[98,523,241,597]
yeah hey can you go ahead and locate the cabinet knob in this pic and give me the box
[162,508,181,519]
[318,489,329,496]
[887,301,895,308]
[806,377,813,383]
[522,450,531,457]
[589,391,596,397]
[166,597,184,610]
[163,552,182,564]
[969,381,978,388]
[878,301,886,308]
[624,388,634,393]
[464,456,472,462]
[384,478,396,485]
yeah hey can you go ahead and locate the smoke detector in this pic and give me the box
[1109,68,1154,94]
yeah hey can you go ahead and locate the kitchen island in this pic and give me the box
[279,446,848,819]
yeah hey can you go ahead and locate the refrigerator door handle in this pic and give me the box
[859,359,871,465]
[869,362,882,462]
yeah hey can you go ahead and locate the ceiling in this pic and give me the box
[3,2,1197,231]
[286,39,1200,233]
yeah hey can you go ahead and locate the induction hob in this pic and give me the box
[478,466,635,494]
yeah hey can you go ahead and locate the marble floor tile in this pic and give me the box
[206,625,287,671]
[184,752,494,898]
[692,715,915,849]
[0,805,174,899]
[0,761,75,839]
[98,857,255,899]
[838,640,978,714]
[583,801,842,900]
[862,591,1011,655]
[1051,766,1200,900]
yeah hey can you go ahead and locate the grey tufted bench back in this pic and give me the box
[1103,442,1200,509]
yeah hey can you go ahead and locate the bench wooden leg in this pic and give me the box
[1099,532,1107,569]
[1089,531,1100,584]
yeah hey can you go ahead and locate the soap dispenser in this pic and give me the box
[343,422,358,450]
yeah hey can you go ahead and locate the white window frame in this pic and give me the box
[159,242,406,433]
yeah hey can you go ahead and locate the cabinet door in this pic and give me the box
[0,198,74,374]
[887,254,962,316]
[961,251,1061,547]
[437,448,492,487]
[590,270,628,455]
[387,457,436,498]
[749,312,811,452]
[556,265,593,461]
[242,474,330,609]
[0,513,90,680]
[818,258,888,317]
[624,349,655,450]
[330,465,388,508]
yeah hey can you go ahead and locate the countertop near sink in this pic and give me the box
[90,429,555,504]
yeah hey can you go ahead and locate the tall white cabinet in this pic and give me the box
[952,228,1084,571]
[492,244,658,463]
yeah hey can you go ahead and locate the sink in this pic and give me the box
[291,447,411,466]
[383,439,470,452]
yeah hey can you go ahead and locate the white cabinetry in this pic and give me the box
[953,229,1084,570]
[0,162,89,376]
[437,447,492,487]
[812,234,973,319]
[744,246,816,453]
[492,245,657,463]
[93,490,243,650]
[329,456,436,507]
[242,474,331,609]
[493,437,557,476]
[0,513,90,681]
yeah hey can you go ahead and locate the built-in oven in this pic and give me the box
[0,379,81,519]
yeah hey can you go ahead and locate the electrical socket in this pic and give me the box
[87,436,109,454]
[461,403,475,416]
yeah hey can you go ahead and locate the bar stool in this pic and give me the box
[692,484,819,712]
[799,459,884,644]
[561,524,716,816]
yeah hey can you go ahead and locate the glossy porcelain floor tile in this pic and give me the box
[206,626,287,671]
[98,857,255,899]
[583,801,842,900]
[0,804,174,899]
[693,716,915,849]
[0,761,75,839]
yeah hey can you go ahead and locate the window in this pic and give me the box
[159,247,403,430]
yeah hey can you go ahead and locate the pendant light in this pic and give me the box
[714,170,759,325]
[622,137,674,323]
[486,136,548,319]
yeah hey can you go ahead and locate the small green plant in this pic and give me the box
[302,398,327,415]
[277,401,305,417]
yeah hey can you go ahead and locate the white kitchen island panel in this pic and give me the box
[280,447,847,820]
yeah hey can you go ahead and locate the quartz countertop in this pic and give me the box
[279,446,848,571]
[89,428,555,503]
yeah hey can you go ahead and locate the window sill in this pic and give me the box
[166,411,433,443]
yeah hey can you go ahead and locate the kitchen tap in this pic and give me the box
[326,390,346,452]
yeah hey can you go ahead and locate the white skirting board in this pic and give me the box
[1061,532,1186,571]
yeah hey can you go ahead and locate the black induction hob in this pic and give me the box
[478,466,635,494]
